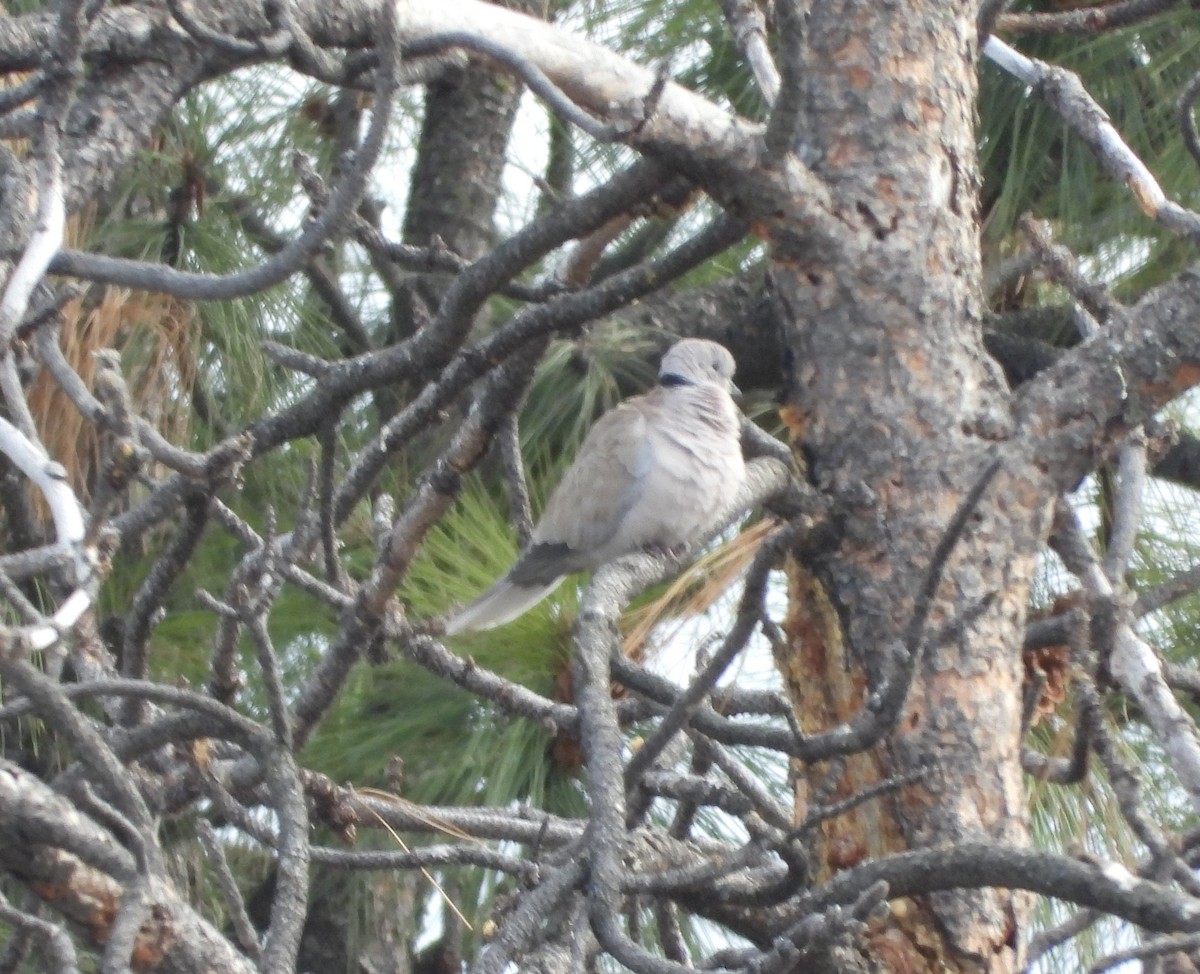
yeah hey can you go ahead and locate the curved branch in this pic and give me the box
[790,842,1200,938]
[48,3,398,301]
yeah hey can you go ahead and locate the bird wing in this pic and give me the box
[530,394,657,562]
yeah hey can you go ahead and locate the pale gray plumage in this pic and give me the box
[445,338,746,634]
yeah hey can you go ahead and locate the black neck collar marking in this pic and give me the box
[660,372,694,388]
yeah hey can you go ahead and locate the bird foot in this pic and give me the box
[642,542,688,561]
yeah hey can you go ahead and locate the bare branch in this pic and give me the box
[997,0,1178,35]
[717,0,780,106]
[195,820,262,963]
[1182,67,1200,171]
[1053,502,1200,815]
[0,0,84,351]
[48,1,400,301]
[795,842,1200,936]
[499,412,534,547]
[985,37,1200,243]
[0,890,78,974]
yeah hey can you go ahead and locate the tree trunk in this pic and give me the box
[392,0,548,345]
[774,2,1037,970]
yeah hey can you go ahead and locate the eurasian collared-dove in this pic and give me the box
[445,338,746,634]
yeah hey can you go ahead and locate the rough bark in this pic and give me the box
[771,2,1032,971]
[0,761,256,974]
[392,52,529,342]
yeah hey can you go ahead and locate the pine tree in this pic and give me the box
[0,2,1199,973]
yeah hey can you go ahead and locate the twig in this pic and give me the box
[246,614,293,749]
[718,0,780,106]
[121,493,209,723]
[390,632,580,733]
[1022,661,1093,784]
[473,859,589,974]
[167,0,287,58]
[748,883,885,974]
[0,676,276,752]
[637,769,756,819]
[232,198,373,355]
[196,819,263,962]
[0,891,78,974]
[997,0,1177,35]
[1053,502,1200,815]
[404,33,626,141]
[669,738,714,839]
[0,569,45,625]
[763,0,805,162]
[1075,676,1191,887]
[624,524,793,801]
[32,324,214,479]
[1181,67,1200,171]
[499,412,534,547]
[1089,931,1200,974]
[792,841,1200,935]
[99,881,150,974]
[1025,909,1102,972]
[1138,561,1200,616]
[346,204,550,303]
[274,0,343,80]
[1018,217,1125,332]
[789,766,933,840]
[316,423,342,582]
[0,72,46,117]
[655,901,689,965]
[0,658,156,837]
[261,340,330,378]
[0,417,86,584]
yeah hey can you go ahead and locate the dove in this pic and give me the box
[445,338,746,634]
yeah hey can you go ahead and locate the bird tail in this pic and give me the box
[444,575,565,634]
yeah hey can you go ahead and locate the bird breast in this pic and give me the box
[604,385,745,557]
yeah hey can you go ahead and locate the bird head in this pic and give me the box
[658,339,739,395]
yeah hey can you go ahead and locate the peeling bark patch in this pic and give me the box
[131,905,177,970]
[828,834,868,870]
[849,66,873,90]
[31,868,120,946]
[919,99,945,125]
[868,922,927,974]
[833,35,873,78]
[1168,361,1200,395]
[899,343,930,380]
[876,175,900,206]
